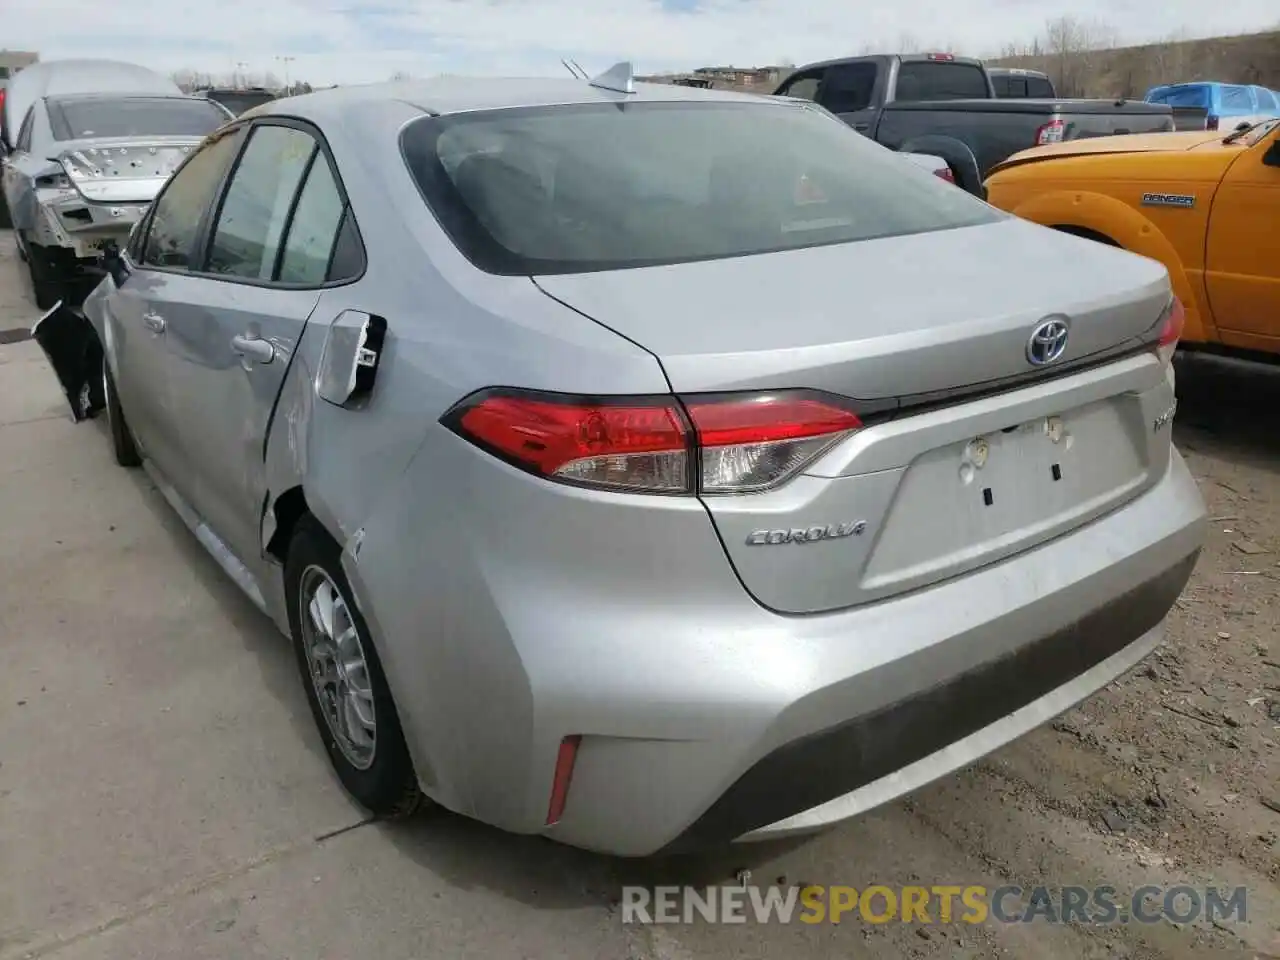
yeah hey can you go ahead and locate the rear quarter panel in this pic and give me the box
[984,151,1242,346]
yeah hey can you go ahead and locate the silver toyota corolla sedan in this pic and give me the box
[59,67,1205,857]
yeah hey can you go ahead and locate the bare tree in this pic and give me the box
[1043,15,1118,96]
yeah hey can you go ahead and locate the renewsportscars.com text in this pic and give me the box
[621,884,1248,926]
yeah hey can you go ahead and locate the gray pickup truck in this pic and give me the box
[774,53,1176,195]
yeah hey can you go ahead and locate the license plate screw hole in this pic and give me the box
[982,487,994,507]
[1051,463,1062,482]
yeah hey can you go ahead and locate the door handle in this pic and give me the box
[142,312,165,333]
[852,122,870,131]
[231,333,275,364]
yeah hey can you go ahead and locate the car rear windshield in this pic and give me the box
[895,61,990,101]
[48,98,228,141]
[401,101,999,275]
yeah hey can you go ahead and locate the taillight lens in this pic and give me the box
[1154,295,1185,367]
[1206,114,1219,131]
[452,393,690,493]
[934,166,956,184]
[443,389,863,496]
[1036,118,1066,145]
[686,395,862,494]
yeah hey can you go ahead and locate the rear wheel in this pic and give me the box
[285,517,424,818]
[102,357,141,467]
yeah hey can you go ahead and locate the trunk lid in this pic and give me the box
[535,216,1175,614]
[534,216,1169,399]
[57,136,202,205]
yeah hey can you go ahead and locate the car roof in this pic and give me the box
[249,75,773,125]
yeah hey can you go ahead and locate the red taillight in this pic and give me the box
[934,166,956,184]
[926,53,955,61]
[444,389,863,495]
[545,735,580,826]
[1158,296,1186,348]
[1035,118,1066,145]
[1206,114,1219,131]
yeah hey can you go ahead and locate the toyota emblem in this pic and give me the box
[1026,318,1070,366]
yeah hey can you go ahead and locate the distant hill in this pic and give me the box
[989,29,1280,99]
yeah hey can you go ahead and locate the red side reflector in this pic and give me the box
[546,735,581,826]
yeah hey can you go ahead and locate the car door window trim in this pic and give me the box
[136,124,246,272]
[129,117,366,291]
[195,116,365,290]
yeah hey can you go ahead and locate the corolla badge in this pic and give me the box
[746,521,867,546]
[1026,317,1070,367]
[1152,400,1177,432]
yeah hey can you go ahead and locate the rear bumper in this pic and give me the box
[347,440,1206,858]
[662,550,1195,853]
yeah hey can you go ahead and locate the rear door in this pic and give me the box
[154,119,357,566]
[105,127,244,481]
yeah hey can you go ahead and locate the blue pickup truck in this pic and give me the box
[1145,81,1279,132]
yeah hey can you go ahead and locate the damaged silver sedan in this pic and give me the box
[2,61,231,308]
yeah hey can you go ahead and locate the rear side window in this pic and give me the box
[206,125,317,279]
[895,61,989,101]
[1027,77,1055,98]
[821,63,877,113]
[277,156,347,284]
[401,101,998,276]
[47,97,228,141]
[1252,88,1277,111]
[15,107,35,152]
[777,72,821,102]
[1220,86,1251,111]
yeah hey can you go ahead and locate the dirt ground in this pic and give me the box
[0,229,1276,959]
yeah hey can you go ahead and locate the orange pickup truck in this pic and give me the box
[984,119,1280,360]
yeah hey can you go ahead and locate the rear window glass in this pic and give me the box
[401,101,999,276]
[206,92,276,116]
[895,62,989,101]
[1153,87,1207,108]
[48,98,228,141]
[990,76,1010,96]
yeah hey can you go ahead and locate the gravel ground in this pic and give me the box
[0,229,1275,959]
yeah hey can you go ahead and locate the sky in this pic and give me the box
[6,0,1279,87]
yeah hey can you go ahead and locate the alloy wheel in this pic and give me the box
[298,565,377,769]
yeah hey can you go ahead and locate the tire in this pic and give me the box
[103,357,141,467]
[285,516,424,818]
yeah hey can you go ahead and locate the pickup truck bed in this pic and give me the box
[775,54,1175,195]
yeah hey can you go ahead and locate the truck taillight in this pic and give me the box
[926,53,955,61]
[935,167,956,184]
[1205,114,1218,131]
[443,389,863,495]
[1035,118,1066,145]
